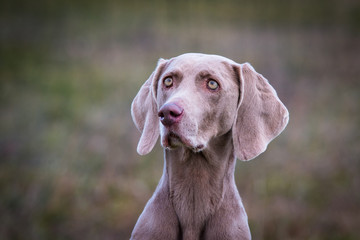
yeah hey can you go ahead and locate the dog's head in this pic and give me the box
[131,53,289,161]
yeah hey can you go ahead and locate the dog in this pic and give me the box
[130,53,289,239]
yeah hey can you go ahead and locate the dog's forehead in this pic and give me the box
[166,53,234,75]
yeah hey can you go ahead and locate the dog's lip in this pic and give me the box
[165,131,187,148]
[163,131,204,152]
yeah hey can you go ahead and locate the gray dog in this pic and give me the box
[131,53,289,240]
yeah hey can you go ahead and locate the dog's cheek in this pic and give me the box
[157,90,169,109]
[218,111,234,135]
[196,110,218,142]
[217,96,238,135]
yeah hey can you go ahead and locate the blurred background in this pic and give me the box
[1,0,360,239]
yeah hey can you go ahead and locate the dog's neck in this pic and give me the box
[163,130,237,237]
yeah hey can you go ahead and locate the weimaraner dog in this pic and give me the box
[131,53,289,240]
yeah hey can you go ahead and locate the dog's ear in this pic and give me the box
[131,59,167,155]
[232,63,289,161]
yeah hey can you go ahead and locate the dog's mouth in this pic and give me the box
[163,131,204,152]
[167,132,183,147]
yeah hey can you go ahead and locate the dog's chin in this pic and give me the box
[162,132,205,152]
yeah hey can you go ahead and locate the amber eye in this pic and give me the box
[163,77,173,87]
[207,80,219,90]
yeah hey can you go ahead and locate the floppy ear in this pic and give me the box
[232,63,289,161]
[131,59,167,155]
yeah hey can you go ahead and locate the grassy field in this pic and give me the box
[1,0,360,239]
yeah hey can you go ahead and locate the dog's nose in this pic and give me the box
[158,102,184,127]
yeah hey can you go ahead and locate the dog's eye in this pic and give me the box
[163,77,173,87]
[207,80,219,90]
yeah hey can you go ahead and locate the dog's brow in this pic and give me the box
[163,70,183,79]
[198,70,219,80]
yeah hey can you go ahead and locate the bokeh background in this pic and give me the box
[1,0,360,239]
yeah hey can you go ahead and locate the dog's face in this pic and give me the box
[156,54,239,152]
[132,53,289,161]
